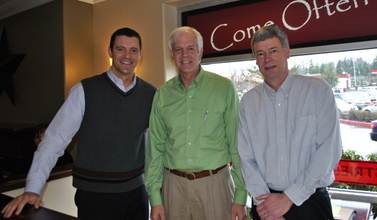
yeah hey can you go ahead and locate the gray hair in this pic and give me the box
[168,26,203,51]
[251,24,290,55]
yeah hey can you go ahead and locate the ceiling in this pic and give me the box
[0,0,53,20]
[0,0,106,21]
[0,0,229,21]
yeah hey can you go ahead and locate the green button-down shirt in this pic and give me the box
[145,69,247,206]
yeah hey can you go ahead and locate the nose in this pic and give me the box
[264,52,272,62]
[181,48,190,57]
[124,50,131,58]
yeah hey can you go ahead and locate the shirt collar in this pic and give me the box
[106,69,136,92]
[263,74,292,97]
[191,67,205,88]
[173,66,205,90]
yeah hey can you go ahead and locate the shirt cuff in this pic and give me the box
[150,190,163,206]
[284,183,315,206]
[233,188,247,205]
[25,179,44,195]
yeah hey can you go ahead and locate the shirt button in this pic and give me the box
[188,125,191,129]
[188,142,192,146]
[188,95,192,98]
[188,109,192,113]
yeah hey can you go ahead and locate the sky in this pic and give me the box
[290,48,377,67]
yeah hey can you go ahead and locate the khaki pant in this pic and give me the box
[163,166,234,220]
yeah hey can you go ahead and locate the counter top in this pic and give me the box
[0,194,77,220]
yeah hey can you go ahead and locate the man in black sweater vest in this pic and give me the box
[2,27,156,220]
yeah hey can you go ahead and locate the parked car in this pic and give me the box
[362,104,377,113]
[370,120,377,141]
[334,91,372,110]
[335,98,357,116]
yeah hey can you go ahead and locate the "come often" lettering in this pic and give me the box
[210,0,369,52]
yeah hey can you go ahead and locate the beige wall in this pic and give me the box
[61,0,226,89]
[91,0,168,87]
[63,0,94,96]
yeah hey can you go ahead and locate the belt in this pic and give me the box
[167,164,227,180]
[269,187,326,194]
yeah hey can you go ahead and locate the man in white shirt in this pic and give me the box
[237,24,342,220]
[2,27,155,220]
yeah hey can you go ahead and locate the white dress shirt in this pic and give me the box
[237,74,342,206]
[25,70,136,195]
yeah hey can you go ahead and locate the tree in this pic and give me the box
[289,64,307,75]
[336,58,370,86]
[231,68,262,98]
[308,60,321,74]
[372,55,377,69]
[353,58,370,86]
[354,58,370,77]
[320,63,338,88]
[336,58,353,75]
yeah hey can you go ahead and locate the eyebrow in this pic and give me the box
[256,46,279,53]
[114,45,139,50]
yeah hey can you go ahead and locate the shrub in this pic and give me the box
[341,150,364,160]
[367,153,377,161]
[348,110,377,122]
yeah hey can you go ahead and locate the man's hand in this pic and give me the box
[256,193,292,219]
[231,203,246,220]
[1,192,41,218]
[151,205,166,220]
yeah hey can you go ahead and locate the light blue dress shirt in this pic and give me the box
[237,74,342,206]
[25,70,136,195]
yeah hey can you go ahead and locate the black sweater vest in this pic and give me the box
[72,73,155,192]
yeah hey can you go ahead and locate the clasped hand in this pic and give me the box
[256,193,292,220]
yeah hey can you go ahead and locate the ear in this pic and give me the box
[198,48,203,60]
[285,47,291,59]
[108,47,113,59]
[170,50,175,61]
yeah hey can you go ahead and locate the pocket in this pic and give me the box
[203,110,223,137]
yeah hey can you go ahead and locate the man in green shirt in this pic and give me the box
[145,26,247,220]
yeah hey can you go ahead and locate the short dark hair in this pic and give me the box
[109,27,142,50]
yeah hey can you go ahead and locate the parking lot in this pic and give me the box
[341,123,377,158]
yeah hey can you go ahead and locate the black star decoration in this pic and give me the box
[0,29,25,105]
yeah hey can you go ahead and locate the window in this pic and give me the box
[203,47,377,219]
[204,48,377,159]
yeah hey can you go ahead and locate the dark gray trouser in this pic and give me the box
[252,187,334,220]
[74,185,148,220]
